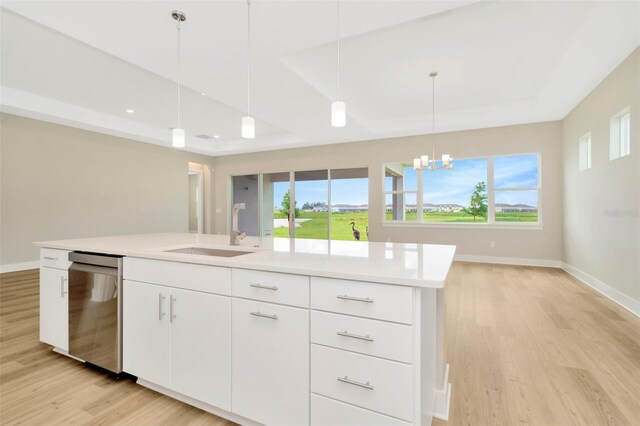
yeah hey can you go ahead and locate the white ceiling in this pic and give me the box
[1,1,639,156]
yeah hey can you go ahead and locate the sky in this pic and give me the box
[272,154,539,209]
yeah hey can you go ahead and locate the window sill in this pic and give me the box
[381,221,544,231]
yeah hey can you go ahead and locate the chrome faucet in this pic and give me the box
[230,203,247,245]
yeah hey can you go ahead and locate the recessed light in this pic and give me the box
[125,109,135,114]
[200,92,206,96]
[213,135,220,139]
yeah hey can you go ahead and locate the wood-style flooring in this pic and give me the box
[1,264,638,425]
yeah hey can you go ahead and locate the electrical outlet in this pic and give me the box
[490,241,495,248]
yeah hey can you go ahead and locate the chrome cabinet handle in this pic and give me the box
[250,311,278,320]
[158,293,166,320]
[337,294,374,303]
[60,276,67,297]
[44,256,58,261]
[170,295,176,322]
[337,376,374,390]
[249,283,279,291]
[337,330,374,342]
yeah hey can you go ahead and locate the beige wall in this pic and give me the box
[0,113,215,266]
[213,121,564,262]
[562,48,640,303]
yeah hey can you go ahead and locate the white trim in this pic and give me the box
[562,262,640,318]
[381,221,543,230]
[432,363,451,421]
[137,379,261,426]
[455,255,562,268]
[0,261,40,274]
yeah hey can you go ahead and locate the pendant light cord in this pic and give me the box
[337,0,341,101]
[432,73,436,168]
[247,0,251,116]
[176,18,181,128]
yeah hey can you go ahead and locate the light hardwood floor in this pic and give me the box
[1,264,638,425]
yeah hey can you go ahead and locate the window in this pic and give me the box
[383,153,540,225]
[579,132,592,171]
[384,163,418,221]
[423,158,488,223]
[494,154,539,223]
[610,107,631,160]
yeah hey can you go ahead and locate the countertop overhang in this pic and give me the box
[35,233,456,288]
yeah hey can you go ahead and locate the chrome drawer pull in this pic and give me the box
[44,256,58,261]
[170,295,176,323]
[337,330,374,342]
[60,276,67,297]
[337,376,374,390]
[250,283,279,291]
[250,311,278,320]
[158,293,166,320]
[337,294,374,303]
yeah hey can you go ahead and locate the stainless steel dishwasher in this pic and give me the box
[68,251,124,374]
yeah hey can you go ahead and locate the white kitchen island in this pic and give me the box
[35,233,455,426]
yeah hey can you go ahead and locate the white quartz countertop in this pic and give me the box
[35,233,456,288]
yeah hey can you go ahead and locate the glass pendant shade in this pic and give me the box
[331,101,346,127]
[442,154,451,166]
[242,116,255,139]
[420,155,429,168]
[172,127,185,148]
[413,158,421,171]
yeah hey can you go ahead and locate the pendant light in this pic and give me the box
[413,71,453,171]
[171,10,186,148]
[331,0,346,127]
[242,0,255,139]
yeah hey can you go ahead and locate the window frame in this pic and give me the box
[610,106,631,160]
[579,132,592,171]
[382,152,542,229]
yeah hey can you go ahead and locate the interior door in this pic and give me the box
[170,287,232,410]
[122,280,170,387]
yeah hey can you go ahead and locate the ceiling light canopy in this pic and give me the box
[171,10,186,148]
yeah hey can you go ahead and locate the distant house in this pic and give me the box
[308,203,369,213]
[495,203,537,213]
[386,203,464,213]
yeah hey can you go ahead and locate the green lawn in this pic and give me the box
[273,211,370,241]
[273,210,538,241]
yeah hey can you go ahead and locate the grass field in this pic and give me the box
[273,210,538,241]
[274,211,370,241]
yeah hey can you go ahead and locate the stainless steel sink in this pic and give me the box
[163,247,253,257]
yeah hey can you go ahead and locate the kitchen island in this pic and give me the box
[36,233,455,426]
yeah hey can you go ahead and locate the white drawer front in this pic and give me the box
[311,311,413,364]
[311,394,410,426]
[311,277,413,324]
[233,269,309,308]
[40,248,71,270]
[311,344,413,421]
[124,258,231,296]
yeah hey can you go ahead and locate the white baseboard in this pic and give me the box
[455,254,562,268]
[0,261,40,274]
[562,262,640,318]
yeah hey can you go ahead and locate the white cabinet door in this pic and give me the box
[123,280,170,388]
[39,267,68,351]
[170,288,231,410]
[232,298,309,426]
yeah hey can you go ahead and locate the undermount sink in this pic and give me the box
[163,247,253,257]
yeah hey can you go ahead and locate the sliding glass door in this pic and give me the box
[232,168,368,241]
